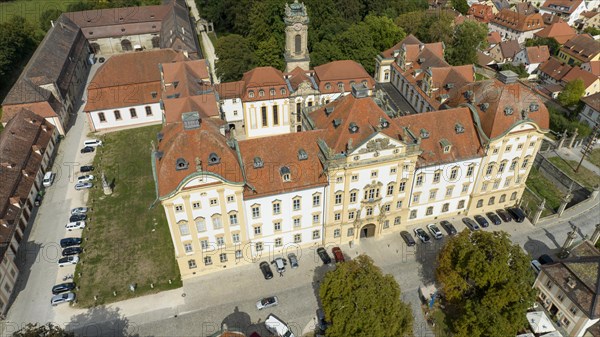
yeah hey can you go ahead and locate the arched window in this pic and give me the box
[121,39,132,51]
[295,34,301,54]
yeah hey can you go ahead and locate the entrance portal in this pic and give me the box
[360,224,376,238]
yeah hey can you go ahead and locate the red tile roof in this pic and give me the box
[215,81,245,99]
[447,79,550,140]
[534,21,577,44]
[526,46,551,64]
[163,94,220,124]
[542,13,565,25]
[584,60,600,76]
[561,34,600,63]
[468,3,495,23]
[380,34,421,58]
[286,67,316,92]
[562,67,598,89]
[241,67,288,101]
[490,9,544,32]
[539,57,573,81]
[313,60,375,94]
[487,31,502,45]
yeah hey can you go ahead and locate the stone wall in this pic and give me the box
[533,153,590,207]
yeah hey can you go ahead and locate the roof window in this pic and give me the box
[325,107,334,116]
[504,106,514,115]
[455,123,465,134]
[253,157,264,168]
[420,128,430,139]
[380,118,390,129]
[208,153,220,165]
[298,149,308,161]
[480,102,489,111]
[280,166,291,182]
[348,122,359,134]
[333,119,342,128]
[175,158,189,171]
[529,103,539,112]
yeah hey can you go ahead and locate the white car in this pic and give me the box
[51,292,76,306]
[256,296,279,310]
[427,223,444,240]
[58,256,79,267]
[65,221,86,231]
[74,182,93,190]
[70,207,89,215]
[77,175,94,183]
[83,139,103,147]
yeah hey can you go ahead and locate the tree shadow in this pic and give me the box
[110,178,116,190]
[414,239,444,286]
[523,236,554,259]
[65,306,139,337]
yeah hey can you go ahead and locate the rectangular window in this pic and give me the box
[220,253,228,263]
[294,234,302,243]
[410,210,417,219]
[481,182,488,192]
[433,171,441,183]
[313,230,320,239]
[275,238,282,247]
[188,259,197,268]
[99,112,106,122]
[442,203,449,212]
[446,187,454,197]
[493,180,500,189]
[348,211,355,220]
[383,204,390,212]
[461,184,469,193]
[396,201,402,209]
[254,226,261,235]
[351,175,358,181]
[366,207,373,216]
[227,195,235,203]
[179,223,189,235]
[517,143,523,150]
[336,176,343,183]
[498,162,506,173]
[458,200,465,209]
[200,240,208,250]
[114,110,121,120]
[313,195,320,207]
[334,229,340,238]
[216,237,224,246]
[192,202,201,209]
[387,185,394,196]
[145,106,152,116]
[399,182,406,192]
[293,199,301,211]
[175,205,183,212]
[335,194,342,205]
[412,194,420,203]
[210,198,218,206]
[235,250,242,259]
[394,217,401,225]
[510,161,517,171]
[261,106,268,126]
[273,203,280,215]
[272,105,279,125]
[390,167,397,174]
[293,218,301,227]
[371,170,378,178]
[505,145,512,152]
[204,256,212,265]
[466,165,474,177]
[184,243,193,253]
[334,212,341,221]
[274,222,281,231]
[347,228,354,237]
[229,214,238,225]
[416,175,423,186]
[212,217,222,229]
[429,190,437,200]
[350,192,357,203]
[255,242,263,251]
[426,207,433,215]
[129,108,137,118]
[383,220,389,229]
[313,214,320,223]
[252,206,261,218]
[232,233,240,243]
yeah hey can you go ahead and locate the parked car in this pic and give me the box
[265,314,295,337]
[70,207,89,215]
[256,296,278,310]
[75,182,93,190]
[486,212,502,225]
[332,247,345,263]
[400,231,416,246]
[439,220,457,236]
[80,165,94,173]
[51,292,76,306]
[52,282,76,295]
[60,237,82,248]
[34,191,44,206]
[42,171,55,187]
[413,228,431,243]
[287,253,299,269]
[69,214,87,222]
[80,146,95,154]
[62,247,83,256]
[84,139,103,147]
[316,308,328,331]
[538,254,554,265]
[474,215,489,228]
[496,209,512,222]
[427,223,443,240]
[77,175,94,183]
[271,257,287,273]
[65,221,86,231]
[58,256,79,267]
[462,217,480,231]
[531,260,542,274]
[259,261,273,280]
[507,207,526,223]
[316,247,332,265]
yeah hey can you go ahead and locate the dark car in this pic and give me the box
[80,165,94,173]
[400,231,416,246]
[34,191,44,206]
[62,247,83,256]
[80,146,95,154]
[316,308,328,331]
[52,282,76,295]
[474,215,489,228]
[496,209,513,222]
[486,212,502,225]
[259,261,273,280]
[287,253,299,269]
[332,247,345,263]
[538,254,554,265]
[69,214,87,222]
[60,237,82,248]
[316,247,332,265]
[462,217,480,231]
[507,207,526,223]
[440,220,457,235]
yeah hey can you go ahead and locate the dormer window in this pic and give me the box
[280,88,286,95]
[176,158,189,171]
[348,122,359,133]
[280,166,291,182]
[445,83,454,89]
[504,106,514,115]
[529,103,539,112]
[455,123,465,134]
[325,82,331,90]
[380,118,389,129]
[248,90,255,98]
[480,102,489,111]
[464,90,473,100]
[298,149,308,160]
[325,107,334,116]
[259,90,265,97]
[208,153,220,165]
[440,139,452,153]
[253,157,264,168]
[337,82,344,91]
[333,119,342,128]
[151,92,157,99]
[420,128,429,139]
[270,88,275,96]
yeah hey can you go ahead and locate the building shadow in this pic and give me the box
[66,306,139,337]
[543,228,562,249]
[7,241,43,311]
[523,236,555,259]
[220,306,251,333]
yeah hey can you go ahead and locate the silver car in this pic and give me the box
[70,207,89,215]
[287,253,299,269]
[427,223,444,240]
[75,182,92,190]
[256,296,278,310]
[51,292,76,306]
[65,221,86,231]
[77,175,94,183]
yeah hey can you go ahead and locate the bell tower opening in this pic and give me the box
[284,0,310,72]
[295,34,302,55]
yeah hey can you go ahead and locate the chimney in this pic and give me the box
[351,83,369,99]
[566,276,577,289]
[392,49,400,57]
[591,224,600,246]
[497,70,518,84]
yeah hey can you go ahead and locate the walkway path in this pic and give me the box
[553,146,600,176]
[185,0,219,83]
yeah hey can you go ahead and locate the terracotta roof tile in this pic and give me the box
[468,4,495,22]
[581,92,600,111]
[487,31,502,45]
[561,34,600,63]
[286,66,316,92]
[1,100,61,124]
[542,13,565,25]
[525,45,551,64]
[380,34,421,58]
[584,60,600,76]
[499,40,521,59]
[539,57,573,81]
[215,81,245,99]
[540,0,584,15]
[490,9,544,32]
[313,60,375,94]
[562,67,598,89]
[241,67,288,101]
[163,94,220,123]
[534,21,577,44]
[447,79,550,140]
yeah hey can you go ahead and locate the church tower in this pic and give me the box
[284,0,310,72]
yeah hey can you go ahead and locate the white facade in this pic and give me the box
[513,49,545,77]
[88,102,162,132]
[89,33,160,56]
[221,97,244,124]
[578,100,600,128]
[243,98,291,138]
[540,1,588,26]
[488,22,543,43]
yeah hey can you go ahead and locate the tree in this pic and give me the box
[437,231,537,337]
[557,79,585,108]
[320,255,413,337]
[253,36,285,70]
[214,34,255,82]
[451,0,470,14]
[395,11,426,36]
[362,15,405,52]
[525,37,559,56]
[336,23,378,74]
[447,20,488,66]
[39,9,63,31]
[310,39,344,67]
[13,323,74,337]
[0,16,42,77]
[583,26,600,36]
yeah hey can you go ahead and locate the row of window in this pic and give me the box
[248,87,287,98]
[490,141,536,155]
[174,196,235,213]
[259,105,280,127]
[97,106,153,122]
[323,80,369,91]
[475,192,517,208]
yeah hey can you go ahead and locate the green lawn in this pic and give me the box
[588,148,600,168]
[548,157,599,191]
[0,0,69,24]
[524,167,563,212]
[74,125,181,307]
[474,73,488,81]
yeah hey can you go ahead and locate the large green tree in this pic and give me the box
[362,15,405,52]
[39,9,63,31]
[214,34,255,81]
[254,36,285,70]
[557,79,586,108]
[447,20,488,66]
[320,255,413,337]
[0,16,41,77]
[437,231,537,337]
[13,323,73,337]
[451,0,470,14]
[525,37,560,56]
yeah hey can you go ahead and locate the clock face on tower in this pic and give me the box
[293,23,302,31]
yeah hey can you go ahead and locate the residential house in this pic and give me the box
[513,45,551,77]
[542,12,567,25]
[0,109,57,314]
[488,9,545,43]
[575,10,600,29]
[539,57,574,84]
[489,39,522,63]
[534,240,600,337]
[468,3,496,22]
[514,2,537,15]
[557,34,600,64]
[534,21,578,44]
[539,0,588,25]
[582,60,600,75]
[375,34,421,83]
[488,31,503,47]
[578,92,600,128]
[561,66,600,96]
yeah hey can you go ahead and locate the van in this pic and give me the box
[83,139,102,147]
[43,171,55,187]
[531,260,542,274]
[265,314,295,337]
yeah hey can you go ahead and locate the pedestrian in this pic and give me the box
[279,271,283,277]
